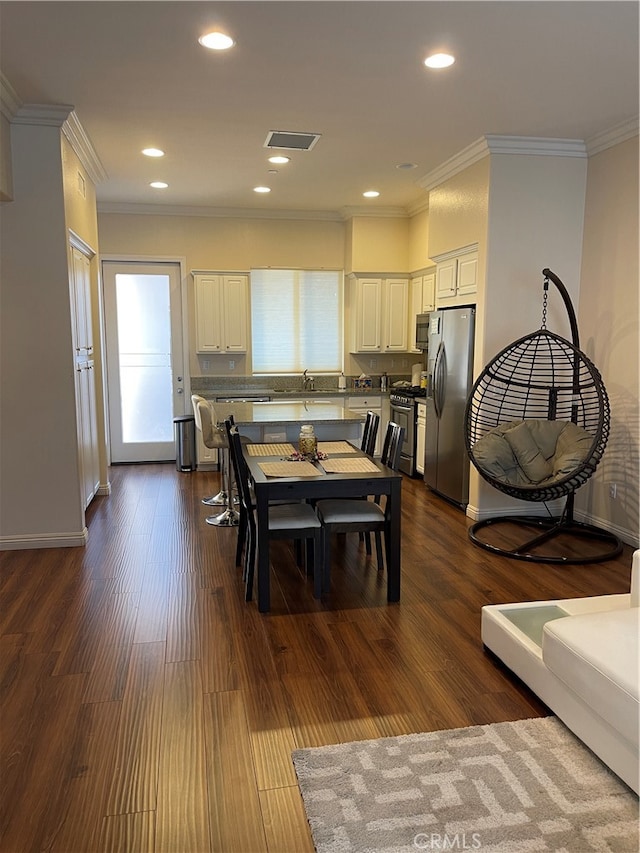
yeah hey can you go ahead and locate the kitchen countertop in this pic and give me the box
[214,399,365,426]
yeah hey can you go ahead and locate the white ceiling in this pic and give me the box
[1,1,638,217]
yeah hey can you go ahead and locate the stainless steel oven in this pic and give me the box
[389,391,422,476]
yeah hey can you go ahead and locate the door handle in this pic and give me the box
[433,342,444,418]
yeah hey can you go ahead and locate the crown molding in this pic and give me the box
[9,101,106,184]
[586,116,639,155]
[417,137,490,192]
[97,201,344,221]
[0,73,21,120]
[61,111,107,184]
[340,205,408,220]
[12,103,75,126]
[417,134,588,192]
[406,194,429,217]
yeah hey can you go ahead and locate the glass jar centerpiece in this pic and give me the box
[298,424,317,457]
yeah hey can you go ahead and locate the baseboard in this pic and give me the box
[573,508,639,548]
[466,501,564,521]
[466,503,639,549]
[97,481,111,496]
[0,527,89,550]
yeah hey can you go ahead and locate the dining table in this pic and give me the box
[241,440,402,612]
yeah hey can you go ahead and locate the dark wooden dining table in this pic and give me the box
[241,441,402,612]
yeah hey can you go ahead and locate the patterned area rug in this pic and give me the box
[292,717,638,852]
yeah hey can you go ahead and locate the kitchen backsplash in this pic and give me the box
[191,374,407,393]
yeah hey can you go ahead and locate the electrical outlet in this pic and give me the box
[202,359,210,370]
[609,483,617,499]
[229,359,235,370]
[369,358,377,369]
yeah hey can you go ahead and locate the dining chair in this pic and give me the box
[196,400,239,527]
[361,410,380,456]
[359,411,380,553]
[225,421,323,602]
[315,421,404,593]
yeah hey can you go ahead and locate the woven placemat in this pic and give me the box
[246,443,296,456]
[257,461,322,477]
[320,457,380,474]
[317,441,357,454]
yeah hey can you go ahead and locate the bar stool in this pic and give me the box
[196,399,239,527]
[191,394,227,506]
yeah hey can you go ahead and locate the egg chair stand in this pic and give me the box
[464,268,622,565]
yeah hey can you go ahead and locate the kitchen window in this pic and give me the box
[250,268,343,374]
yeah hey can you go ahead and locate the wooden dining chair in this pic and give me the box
[315,422,404,594]
[225,421,323,602]
[361,410,380,456]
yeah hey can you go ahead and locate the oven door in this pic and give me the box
[390,401,416,476]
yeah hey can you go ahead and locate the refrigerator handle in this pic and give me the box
[433,341,445,419]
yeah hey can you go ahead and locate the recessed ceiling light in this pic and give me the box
[198,31,235,50]
[268,156,290,164]
[363,190,380,198]
[396,162,417,170]
[142,148,164,158]
[150,181,168,189]
[254,186,271,194]
[424,53,455,69]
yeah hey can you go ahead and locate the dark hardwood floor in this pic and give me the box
[0,463,633,852]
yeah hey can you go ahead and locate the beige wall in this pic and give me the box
[98,212,345,271]
[0,123,85,543]
[408,206,430,272]
[427,157,490,259]
[574,135,639,543]
[346,215,410,273]
[98,212,347,379]
[0,112,13,201]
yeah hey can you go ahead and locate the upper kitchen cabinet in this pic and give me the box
[193,272,248,353]
[408,268,436,351]
[433,245,479,307]
[349,275,408,353]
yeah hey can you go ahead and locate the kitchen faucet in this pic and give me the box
[302,369,315,391]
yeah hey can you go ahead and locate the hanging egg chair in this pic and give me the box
[464,268,622,564]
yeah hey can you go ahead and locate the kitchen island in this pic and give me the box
[212,399,364,443]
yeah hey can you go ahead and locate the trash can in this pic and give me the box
[174,415,196,472]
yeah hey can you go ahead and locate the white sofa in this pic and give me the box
[482,550,639,794]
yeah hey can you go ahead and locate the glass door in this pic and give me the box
[102,261,186,463]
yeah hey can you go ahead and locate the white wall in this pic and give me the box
[0,124,85,545]
[575,135,639,544]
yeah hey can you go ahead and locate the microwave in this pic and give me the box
[415,313,430,350]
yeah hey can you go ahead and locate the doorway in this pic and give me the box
[102,261,188,463]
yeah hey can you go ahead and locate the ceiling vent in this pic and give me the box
[264,130,321,151]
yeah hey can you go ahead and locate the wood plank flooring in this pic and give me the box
[0,463,633,852]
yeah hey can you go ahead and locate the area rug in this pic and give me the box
[292,717,638,852]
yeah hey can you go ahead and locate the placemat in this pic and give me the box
[246,443,296,456]
[320,457,380,474]
[257,461,322,477]
[317,441,357,454]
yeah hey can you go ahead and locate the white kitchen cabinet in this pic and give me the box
[408,269,436,351]
[422,272,436,312]
[349,275,408,353]
[193,272,248,353]
[416,399,427,475]
[434,246,479,307]
[69,245,99,508]
[346,394,382,456]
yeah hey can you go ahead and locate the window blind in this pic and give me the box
[250,269,343,374]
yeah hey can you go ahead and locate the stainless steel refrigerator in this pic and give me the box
[424,306,475,506]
